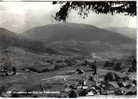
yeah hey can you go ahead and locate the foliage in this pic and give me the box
[53,1,136,21]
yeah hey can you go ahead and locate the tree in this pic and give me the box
[104,72,120,81]
[128,56,136,72]
[113,62,122,71]
[0,49,12,72]
[53,1,136,21]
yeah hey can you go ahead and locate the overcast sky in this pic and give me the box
[0,2,136,33]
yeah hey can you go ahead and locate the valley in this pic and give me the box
[0,23,136,97]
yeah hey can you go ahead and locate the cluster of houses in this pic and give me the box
[0,51,137,97]
[60,71,136,97]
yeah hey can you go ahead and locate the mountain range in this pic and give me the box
[0,23,136,58]
[23,23,136,57]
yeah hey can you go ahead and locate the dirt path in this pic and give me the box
[41,75,70,81]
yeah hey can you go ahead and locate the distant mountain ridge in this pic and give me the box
[0,23,136,57]
[22,23,136,57]
[0,28,47,53]
[0,27,19,48]
[23,23,135,45]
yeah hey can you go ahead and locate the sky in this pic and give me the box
[0,2,136,33]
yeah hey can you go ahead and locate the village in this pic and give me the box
[0,49,136,97]
[0,1,137,98]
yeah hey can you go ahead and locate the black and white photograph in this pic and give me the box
[0,0,137,98]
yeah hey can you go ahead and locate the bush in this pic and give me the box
[104,72,120,81]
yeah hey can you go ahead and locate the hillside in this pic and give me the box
[0,28,19,48]
[0,28,47,53]
[23,23,136,57]
[23,23,135,44]
[105,27,136,40]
